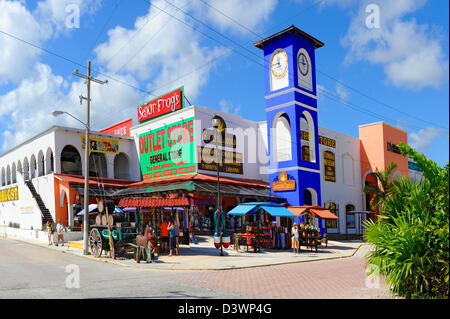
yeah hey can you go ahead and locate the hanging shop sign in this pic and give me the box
[300,130,336,148]
[323,150,336,182]
[408,161,422,172]
[139,117,196,181]
[137,86,184,123]
[100,118,132,136]
[197,147,243,175]
[0,186,19,203]
[81,137,119,154]
[272,171,296,191]
[387,142,401,154]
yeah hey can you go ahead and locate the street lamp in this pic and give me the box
[52,110,90,255]
[212,115,224,256]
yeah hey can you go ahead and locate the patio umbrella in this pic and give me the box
[76,204,98,216]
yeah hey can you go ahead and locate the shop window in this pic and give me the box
[324,202,339,229]
[346,204,356,229]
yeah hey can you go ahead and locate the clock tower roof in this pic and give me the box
[254,25,324,50]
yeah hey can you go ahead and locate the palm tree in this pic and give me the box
[363,162,398,212]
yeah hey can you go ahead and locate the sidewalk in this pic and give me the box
[1,231,369,270]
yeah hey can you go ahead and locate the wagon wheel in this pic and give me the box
[89,228,103,257]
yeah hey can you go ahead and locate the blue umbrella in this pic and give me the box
[114,206,124,214]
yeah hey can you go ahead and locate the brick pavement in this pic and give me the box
[167,255,394,299]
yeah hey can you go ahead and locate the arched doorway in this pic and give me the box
[46,147,54,174]
[11,163,16,184]
[89,153,107,178]
[114,153,130,180]
[23,157,30,181]
[30,154,37,179]
[38,150,45,177]
[61,145,82,175]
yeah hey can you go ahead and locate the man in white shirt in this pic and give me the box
[56,220,65,247]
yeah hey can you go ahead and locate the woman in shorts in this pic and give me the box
[291,223,300,254]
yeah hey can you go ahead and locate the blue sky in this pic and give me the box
[0,0,448,166]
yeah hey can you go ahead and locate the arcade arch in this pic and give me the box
[61,145,82,175]
[272,112,292,162]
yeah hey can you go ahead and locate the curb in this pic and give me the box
[1,234,366,271]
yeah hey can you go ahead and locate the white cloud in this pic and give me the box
[335,82,350,103]
[94,0,230,100]
[0,63,144,152]
[341,0,449,89]
[408,127,446,152]
[33,0,102,36]
[198,0,277,35]
[0,0,46,83]
[219,99,240,115]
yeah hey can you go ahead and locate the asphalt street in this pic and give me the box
[0,236,394,299]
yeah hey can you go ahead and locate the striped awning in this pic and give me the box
[118,197,190,208]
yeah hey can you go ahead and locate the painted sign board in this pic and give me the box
[0,186,19,203]
[197,146,243,175]
[272,171,296,191]
[81,137,119,154]
[138,117,196,181]
[137,87,184,123]
[324,150,336,182]
[100,119,132,136]
[301,130,336,148]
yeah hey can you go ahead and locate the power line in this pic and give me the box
[139,0,438,133]
[81,0,123,62]
[196,0,449,132]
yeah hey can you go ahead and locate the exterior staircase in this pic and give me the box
[24,180,54,225]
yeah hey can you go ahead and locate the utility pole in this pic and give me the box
[73,61,107,255]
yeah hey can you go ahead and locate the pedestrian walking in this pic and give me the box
[168,221,175,257]
[174,222,179,255]
[160,219,169,253]
[46,221,53,246]
[291,223,300,254]
[56,220,65,246]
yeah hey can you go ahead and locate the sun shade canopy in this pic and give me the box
[287,206,338,220]
[227,202,296,217]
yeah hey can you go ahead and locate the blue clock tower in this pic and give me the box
[254,25,324,207]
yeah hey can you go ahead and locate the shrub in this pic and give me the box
[364,144,449,299]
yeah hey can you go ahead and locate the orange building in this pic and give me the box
[359,122,409,213]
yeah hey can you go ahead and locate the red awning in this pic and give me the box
[309,208,338,220]
[54,173,132,188]
[128,173,269,188]
[287,206,338,220]
[118,197,191,208]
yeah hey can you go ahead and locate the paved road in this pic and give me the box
[0,237,393,299]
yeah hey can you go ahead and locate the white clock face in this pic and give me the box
[270,49,288,78]
[298,52,309,76]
